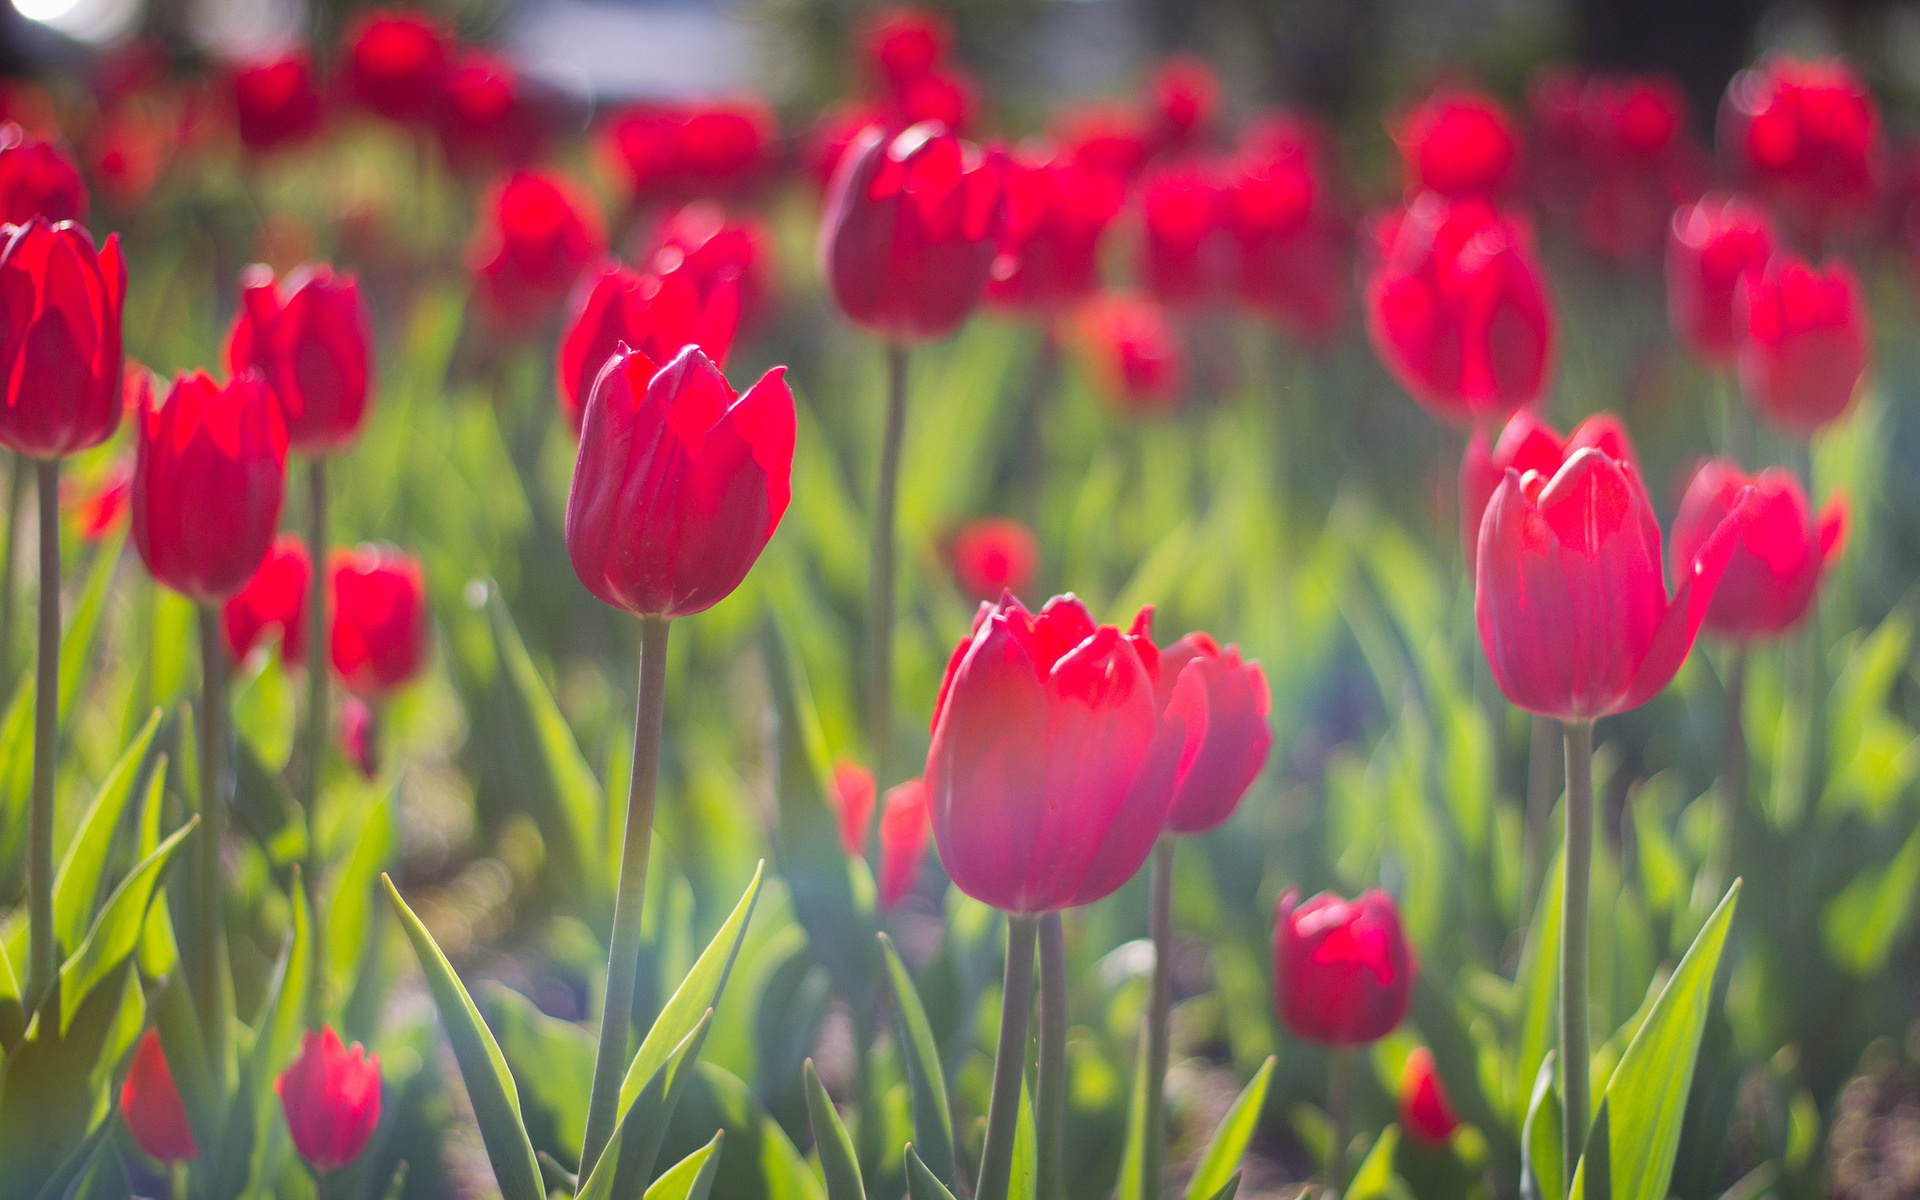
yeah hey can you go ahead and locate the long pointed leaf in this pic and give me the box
[1184,1057,1273,1200]
[880,933,954,1188]
[1520,1052,1563,1200]
[52,711,163,952]
[579,1012,714,1200]
[1117,1023,1151,1200]
[905,1146,959,1200]
[803,1060,866,1200]
[58,816,197,1032]
[645,1132,725,1200]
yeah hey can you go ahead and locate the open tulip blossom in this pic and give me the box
[1735,253,1869,437]
[1672,460,1847,642]
[278,1027,382,1173]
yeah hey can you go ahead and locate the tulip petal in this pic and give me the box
[1621,486,1755,712]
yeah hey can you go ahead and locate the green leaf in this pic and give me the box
[231,652,295,773]
[26,1108,117,1200]
[904,1146,959,1200]
[57,534,121,724]
[0,960,139,1200]
[384,875,544,1200]
[1569,882,1740,1200]
[487,983,596,1166]
[879,933,955,1188]
[1184,1057,1273,1200]
[1520,1053,1562,1200]
[327,788,394,983]
[1823,821,1920,974]
[1345,1127,1405,1200]
[1117,1023,1151,1200]
[133,761,177,981]
[668,1063,826,1200]
[1513,851,1564,1124]
[803,1060,865,1200]
[53,711,163,954]
[1200,1176,1240,1200]
[0,934,19,1052]
[58,815,197,1033]
[1009,1077,1036,1200]
[645,1132,726,1200]
[579,1012,714,1200]
[250,868,312,1087]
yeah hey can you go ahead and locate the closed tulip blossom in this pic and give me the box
[1720,56,1878,232]
[1222,118,1349,341]
[988,149,1127,314]
[1459,410,1637,567]
[1394,88,1519,199]
[1154,633,1271,834]
[469,169,606,329]
[1530,71,1703,260]
[860,6,952,93]
[952,517,1038,601]
[436,51,548,173]
[878,778,931,909]
[0,124,86,224]
[329,545,429,698]
[1671,460,1846,641]
[230,52,324,153]
[1736,254,1868,436]
[278,1027,382,1173]
[1150,56,1218,158]
[556,258,741,432]
[566,345,794,619]
[342,9,451,125]
[1364,195,1554,427]
[649,202,775,332]
[131,371,287,603]
[1073,291,1186,414]
[226,263,373,454]
[820,121,1005,343]
[120,1030,197,1164]
[1273,889,1414,1045]
[340,695,379,778]
[1400,1047,1463,1149]
[1139,163,1228,306]
[600,99,776,205]
[222,534,310,664]
[0,219,126,459]
[831,761,877,857]
[1667,196,1776,367]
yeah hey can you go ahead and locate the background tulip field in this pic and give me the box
[5,3,1920,1200]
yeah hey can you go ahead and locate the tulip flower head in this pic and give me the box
[600,99,776,205]
[1150,56,1218,157]
[566,345,794,619]
[1139,163,1228,306]
[230,52,324,153]
[1667,196,1776,367]
[343,9,452,125]
[436,51,550,174]
[1394,88,1519,199]
[1671,460,1846,641]
[556,258,742,433]
[329,545,429,698]
[1073,291,1186,415]
[1221,120,1349,341]
[1400,1047,1463,1148]
[1735,254,1868,437]
[1053,102,1153,184]
[278,1027,381,1173]
[878,778,932,909]
[0,124,87,224]
[121,1030,197,1164]
[1459,409,1637,568]
[0,218,126,460]
[1530,70,1702,260]
[469,169,607,330]
[223,533,311,664]
[925,593,1208,914]
[1720,56,1878,233]
[1273,889,1414,1045]
[859,6,953,92]
[649,202,775,333]
[227,262,373,455]
[952,517,1039,601]
[1153,632,1271,835]
[831,760,877,857]
[988,149,1126,314]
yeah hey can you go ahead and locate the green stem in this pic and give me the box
[304,456,329,1020]
[1524,714,1560,920]
[1144,840,1174,1200]
[1561,720,1594,1188]
[25,458,58,1013]
[867,344,909,802]
[581,615,672,1178]
[976,914,1038,1200]
[1,453,25,688]
[197,604,231,1102]
[1327,1046,1354,1198]
[1037,912,1067,1200]
[1706,651,1747,902]
[1720,372,1752,469]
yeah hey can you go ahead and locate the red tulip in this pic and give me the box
[1530,70,1703,260]
[1474,436,1746,721]
[329,545,428,698]
[1720,56,1878,233]
[925,594,1207,913]
[860,6,953,91]
[1150,56,1218,157]
[131,371,287,604]
[1394,88,1518,199]
[88,106,171,212]
[1364,195,1554,427]
[648,202,775,333]
[68,457,132,542]
[1736,254,1868,436]
[600,100,775,205]
[952,517,1038,601]
[832,761,876,857]
[1400,1047,1462,1148]
[0,123,86,225]
[566,345,794,618]
[436,51,547,173]
[1222,117,1349,341]
[120,1030,197,1164]
[468,169,606,329]
[1667,196,1776,367]
[890,70,978,137]
[230,52,324,153]
[1140,163,1228,306]
[1052,103,1153,184]
[1671,460,1846,641]
[820,122,1005,343]
[340,695,379,779]
[222,533,311,664]
[0,219,126,459]
[988,149,1126,314]
[1273,889,1414,1046]
[226,262,373,455]
[1459,410,1637,567]
[878,778,931,909]
[278,1027,381,1173]
[807,103,888,193]
[1073,292,1186,415]
[342,9,452,125]
[555,258,741,434]
[1153,633,1270,835]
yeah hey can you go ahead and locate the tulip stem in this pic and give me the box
[304,455,328,1021]
[25,458,58,1015]
[1707,650,1747,901]
[197,603,231,1104]
[1037,912,1068,1200]
[1,453,25,688]
[867,343,909,798]
[978,913,1038,1200]
[582,614,671,1180]
[1560,719,1594,1191]
[1720,373,1752,469]
[1327,1046,1354,1198]
[1144,838,1174,1200]
[1524,714,1560,919]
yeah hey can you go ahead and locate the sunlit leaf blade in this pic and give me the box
[58,816,197,1033]
[1009,1076,1036,1200]
[905,1146,959,1200]
[52,711,162,953]
[879,933,955,1188]
[1345,1126,1403,1200]
[1201,1176,1240,1200]
[133,761,176,981]
[1184,1056,1273,1200]
[1514,851,1564,1124]
[579,1012,713,1200]
[645,1132,725,1200]
[803,1060,866,1200]
[1117,1022,1150,1200]
[1521,1053,1563,1200]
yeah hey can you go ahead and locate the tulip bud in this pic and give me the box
[0,124,87,225]
[1153,632,1271,835]
[565,345,794,619]
[988,150,1125,313]
[599,100,776,205]
[1273,889,1414,1045]
[1393,89,1519,199]
[926,594,1207,913]
[1221,124,1348,342]
[436,51,548,174]
[1072,291,1186,415]
[859,6,953,92]
[340,696,379,779]
[278,1027,381,1173]
[227,262,373,455]
[343,9,452,125]
[555,258,741,434]
[329,545,429,698]
[132,371,287,604]
[1400,1047,1462,1148]
[951,517,1038,602]
[831,761,876,858]
[1052,103,1151,183]
[1458,410,1637,568]
[1719,56,1878,232]
[230,53,324,153]
[469,169,607,330]
[222,534,311,664]
[1735,254,1868,437]
[1529,70,1700,261]
[1139,164,1228,306]
[878,778,931,909]
[0,219,126,459]
[120,1030,197,1164]
[820,121,1005,343]
[1150,57,1218,157]
[1667,196,1775,367]
[1671,460,1847,641]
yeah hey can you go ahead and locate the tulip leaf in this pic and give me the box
[537,1152,579,1197]
[1521,1053,1563,1200]
[52,710,162,954]
[1184,1056,1273,1200]
[1200,1177,1240,1200]
[645,1131,725,1200]
[58,815,196,1033]
[384,875,545,1200]
[250,868,312,1088]
[486,983,596,1167]
[1345,1126,1405,1200]
[1513,850,1564,1124]
[905,1146,960,1200]
[327,784,395,985]
[0,959,138,1200]
[579,1011,713,1200]
[0,936,19,1053]
[879,933,955,1188]
[57,534,122,724]
[803,1060,866,1200]
[1117,1023,1151,1200]
[1823,820,1920,975]
[1568,882,1739,1200]
[25,1108,117,1200]
[133,760,177,981]
[666,1062,826,1200]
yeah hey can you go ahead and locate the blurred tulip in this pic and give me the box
[860,6,953,91]
[1672,460,1846,640]
[1720,56,1878,233]
[988,148,1126,314]
[555,258,741,433]
[222,533,310,664]
[436,51,548,173]
[1475,439,1744,721]
[1395,88,1519,199]
[230,52,324,153]
[831,760,876,857]
[1154,632,1270,835]
[1459,410,1636,567]
[600,99,775,205]
[925,593,1207,913]
[1667,196,1776,367]
[278,1027,381,1172]
[0,124,86,224]
[820,122,1005,343]
[1221,120,1348,341]
[1400,1047,1462,1148]
[68,457,131,541]
[131,371,286,603]
[469,169,606,329]
[329,545,428,698]
[1150,56,1217,157]
[343,9,452,125]
[340,695,379,778]
[1052,103,1153,183]
[807,103,887,192]
[1139,163,1228,306]
[1072,291,1185,414]
[1530,69,1703,259]
[1736,254,1868,436]
[566,345,794,618]
[89,105,172,211]
[649,202,775,332]
[1273,889,1414,1045]
[227,262,373,455]
[952,517,1038,601]
[878,778,931,908]
[1364,195,1554,426]
[0,219,125,459]
[120,1030,197,1164]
